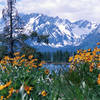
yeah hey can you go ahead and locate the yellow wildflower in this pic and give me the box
[77,50,80,54]
[14,52,20,56]
[97,42,100,45]
[21,54,25,58]
[34,59,38,61]
[83,50,87,53]
[4,56,10,60]
[97,74,100,85]
[10,58,14,60]
[41,90,47,96]
[28,55,33,59]
[97,79,100,85]
[7,94,12,99]
[14,56,20,60]
[45,69,49,75]
[32,65,37,68]
[20,59,25,63]
[0,85,5,90]
[4,80,12,87]
[88,48,91,52]
[24,85,33,94]
[97,63,100,70]
[9,87,14,94]
[7,87,15,99]
[69,56,73,62]
[98,74,100,78]
[0,80,11,91]
[2,66,6,70]
[89,63,94,72]
[38,63,43,67]
[0,96,3,100]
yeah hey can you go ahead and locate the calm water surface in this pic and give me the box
[43,64,70,73]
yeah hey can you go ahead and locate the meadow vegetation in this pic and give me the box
[0,42,100,100]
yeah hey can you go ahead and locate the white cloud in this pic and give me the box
[1,0,100,23]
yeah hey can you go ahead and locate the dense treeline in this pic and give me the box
[42,50,70,63]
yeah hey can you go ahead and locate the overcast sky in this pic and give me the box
[0,0,100,23]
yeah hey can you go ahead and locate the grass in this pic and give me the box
[0,42,100,100]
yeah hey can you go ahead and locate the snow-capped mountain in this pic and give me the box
[20,13,98,49]
[78,24,100,49]
[0,13,100,52]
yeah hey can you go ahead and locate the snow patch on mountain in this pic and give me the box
[24,15,41,35]
[22,13,98,48]
[57,23,71,39]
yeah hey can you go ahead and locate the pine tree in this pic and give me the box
[2,0,24,57]
[1,0,49,57]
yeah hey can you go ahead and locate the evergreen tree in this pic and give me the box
[63,51,70,62]
[52,50,70,63]
[1,0,49,57]
[2,0,24,57]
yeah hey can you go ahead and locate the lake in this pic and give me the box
[43,64,70,73]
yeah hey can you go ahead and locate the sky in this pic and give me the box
[0,0,100,23]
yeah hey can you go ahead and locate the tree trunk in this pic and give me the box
[9,0,14,57]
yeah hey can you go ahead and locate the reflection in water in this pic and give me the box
[43,64,70,73]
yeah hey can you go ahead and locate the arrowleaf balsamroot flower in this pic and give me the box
[4,80,12,87]
[28,55,34,59]
[69,56,73,62]
[14,52,20,56]
[97,63,100,70]
[7,87,15,99]
[41,90,47,96]
[21,54,25,58]
[89,63,95,72]
[88,48,91,52]
[0,96,3,100]
[97,42,100,45]
[0,85,5,91]
[45,69,49,75]
[97,74,100,85]
[0,80,11,90]
[4,56,10,60]
[89,65,94,72]
[24,85,33,94]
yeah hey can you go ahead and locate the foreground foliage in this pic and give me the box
[0,52,65,100]
[66,42,100,100]
[0,52,51,100]
[0,42,100,100]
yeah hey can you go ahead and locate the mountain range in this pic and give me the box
[0,13,100,52]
